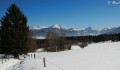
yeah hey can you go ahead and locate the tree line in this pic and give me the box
[36,33,120,51]
[66,33,120,43]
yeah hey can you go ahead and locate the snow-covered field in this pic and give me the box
[1,41,120,70]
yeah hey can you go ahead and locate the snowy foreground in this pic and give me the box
[1,41,120,70]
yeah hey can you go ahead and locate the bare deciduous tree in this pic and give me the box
[27,30,37,52]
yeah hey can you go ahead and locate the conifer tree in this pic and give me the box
[0,4,29,58]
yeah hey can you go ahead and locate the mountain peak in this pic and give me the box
[85,27,92,31]
[50,24,62,29]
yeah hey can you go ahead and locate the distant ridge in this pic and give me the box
[30,24,120,39]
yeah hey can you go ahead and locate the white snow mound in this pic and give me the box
[71,45,81,50]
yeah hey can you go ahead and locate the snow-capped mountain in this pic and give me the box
[30,24,120,39]
[50,24,62,29]
[30,24,82,38]
[100,27,117,34]
[109,26,120,34]
[83,27,99,35]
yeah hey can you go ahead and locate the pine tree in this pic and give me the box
[0,4,29,58]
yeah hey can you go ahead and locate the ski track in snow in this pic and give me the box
[10,60,24,70]
[7,57,64,70]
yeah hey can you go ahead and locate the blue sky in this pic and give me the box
[0,0,120,29]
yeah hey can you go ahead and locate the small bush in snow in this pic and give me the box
[79,42,88,48]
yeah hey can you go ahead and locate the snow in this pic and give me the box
[36,48,44,52]
[30,26,47,30]
[0,59,20,70]
[71,45,81,50]
[32,36,45,39]
[1,41,120,70]
[50,24,62,29]
[63,27,81,31]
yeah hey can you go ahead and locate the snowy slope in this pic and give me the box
[0,59,20,70]
[1,41,120,70]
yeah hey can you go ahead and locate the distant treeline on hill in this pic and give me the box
[66,33,120,43]
[1,33,120,52]
[36,33,120,50]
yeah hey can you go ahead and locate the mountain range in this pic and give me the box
[30,24,120,39]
